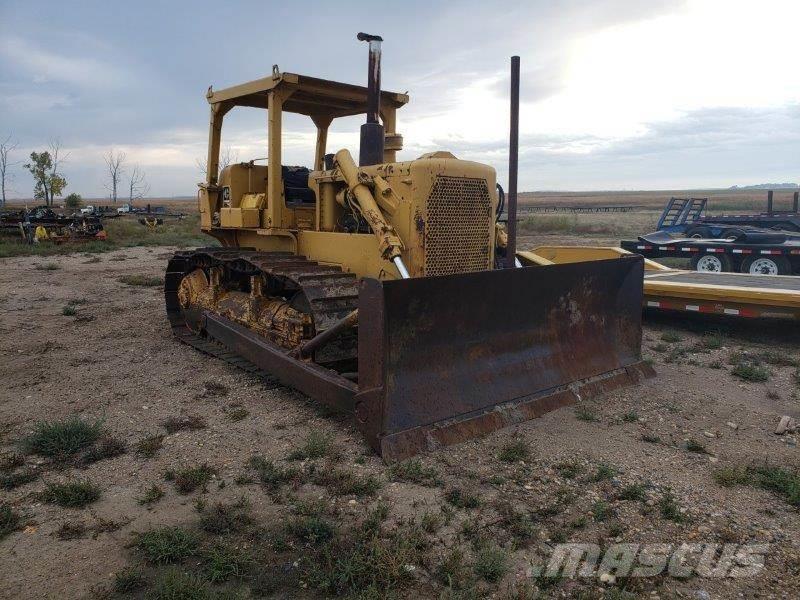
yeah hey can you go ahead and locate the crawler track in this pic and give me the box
[164,248,359,382]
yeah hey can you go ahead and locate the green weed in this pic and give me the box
[445,488,481,509]
[118,274,163,287]
[498,439,531,463]
[288,431,334,460]
[135,526,198,564]
[41,480,101,508]
[388,459,441,486]
[21,416,102,459]
[168,464,215,494]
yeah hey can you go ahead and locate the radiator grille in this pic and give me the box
[425,176,493,276]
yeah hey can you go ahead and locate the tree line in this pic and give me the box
[0,134,150,208]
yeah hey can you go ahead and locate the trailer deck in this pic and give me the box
[518,246,800,320]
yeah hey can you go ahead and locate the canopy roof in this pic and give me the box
[207,71,409,119]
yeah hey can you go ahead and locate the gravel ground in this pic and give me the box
[1,246,799,599]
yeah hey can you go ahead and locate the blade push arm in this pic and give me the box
[334,149,409,278]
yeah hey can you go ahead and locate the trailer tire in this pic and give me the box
[741,255,791,276]
[686,225,712,239]
[690,253,732,273]
[723,228,748,242]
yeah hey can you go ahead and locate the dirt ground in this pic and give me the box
[1,245,799,599]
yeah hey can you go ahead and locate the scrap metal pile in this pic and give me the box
[0,206,106,244]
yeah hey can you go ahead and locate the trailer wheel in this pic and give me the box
[686,225,711,239]
[741,255,791,275]
[724,228,748,242]
[691,253,732,273]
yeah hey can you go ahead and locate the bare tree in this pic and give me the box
[104,149,126,203]
[128,164,150,201]
[0,134,19,207]
[196,146,238,179]
[49,139,68,186]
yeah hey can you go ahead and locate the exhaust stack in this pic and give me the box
[357,32,385,166]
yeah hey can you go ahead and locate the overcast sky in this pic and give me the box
[1,0,798,199]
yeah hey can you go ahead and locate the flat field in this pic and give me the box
[1,192,799,599]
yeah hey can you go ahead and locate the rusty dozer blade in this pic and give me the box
[353,256,654,461]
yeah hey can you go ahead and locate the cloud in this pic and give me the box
[0,36,130,89]
[1,0,797,197]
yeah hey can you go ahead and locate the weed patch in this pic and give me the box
[303,518,429,596]
[138,485,165,506]
[149,567,209,598]
[554,461,583,479]
[760,351,798,367]
[288,514,337,546]
[660,331,683,343]
[575,408,599,422]
[35,262,60,271]
[495,504,535,543]
[203,543,251,583]
[135,434,164,457]
[248,456,301,490]
[686,439,710,454]
[161,415,207,433]
[118,274,163,287]
[199,498,253,535]
[288,431,334,460]
[659,490,686,522]
[388,459,441,486]
[618,483,647,502]
[498,439,531,463]
[56,521,87,540]
[0,503,21,539]
[311,467,381,497]
[21,416,103,459]
[113,567,145,593]
[226,406,249,422]
[665,346,688,363]
[748,465,800,507]
[437,548,470,589]
[167,464,215,494]
[700,333,724,350]
[135,526,198,564]
[732,363,770,383]
[590,463,617,482]
[592,501,612,521]
[79,436,126,466]
[41,480,101,508]
[473,546,509,582]
[1,469,38,490]
[0,452,25,472]
[445,487,481,509]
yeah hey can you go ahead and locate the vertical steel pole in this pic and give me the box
[793,191,799,213]
[505,55,520,269]
[767,190,774,215]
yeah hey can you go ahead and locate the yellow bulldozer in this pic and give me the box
[165,34,652,461]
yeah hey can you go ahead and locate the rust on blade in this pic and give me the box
[354,256,649,459]
[377,362,655,462]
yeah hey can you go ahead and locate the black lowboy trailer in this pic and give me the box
[621,232,800,276]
